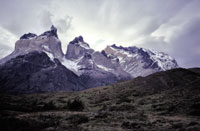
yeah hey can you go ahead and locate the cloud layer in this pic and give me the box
[0,0,200,67]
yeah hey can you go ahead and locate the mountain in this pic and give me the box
[0,27,131,93]
[0,25,179,93]
[0,68,199,130]
[104,44,178,77]
[0,25,64,65]
[0,51,86,94]
[0,26,88,94]
[64,36,131,87]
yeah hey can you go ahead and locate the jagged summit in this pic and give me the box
[40,25,58,38]
[69,36,84,44]
[19,25,58,40]
[110,44,139,53]
[104,44,178,77]
[0,25,63,65]
[65,36,92,60]
[111,44,127,50]
[20,33,37,40]
[51,25,57,32]
[68,35,90,49]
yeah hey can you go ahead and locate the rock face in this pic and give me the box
[65,36,92,60]
[0,25,64,65]
[0,51,86,94]
[104,44,178,77]
[64,36,131,88]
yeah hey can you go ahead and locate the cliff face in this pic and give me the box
[0,25,64,65]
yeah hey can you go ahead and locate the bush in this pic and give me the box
[43,101,57,110]
[65,98,84,111]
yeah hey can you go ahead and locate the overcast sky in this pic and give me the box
[0,0,200,68]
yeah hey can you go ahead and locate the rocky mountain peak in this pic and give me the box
[20,33,37,40]
[65,36,93,60]
[70,36,84,44]
[111,44,124,49]
[69,36,83,44]
[0,25,64,65]
[104,44,178,77]
[68,35,90,48]
[39,25,58,38]
[19,25,58,40]
[51,25,57,32]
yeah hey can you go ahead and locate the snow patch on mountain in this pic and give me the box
[96,64,113,72]
[62,58,81,75]
[143,48,178,70]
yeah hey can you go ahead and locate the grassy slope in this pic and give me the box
[0,68,200,131]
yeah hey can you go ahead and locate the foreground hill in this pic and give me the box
[0,68,200,131]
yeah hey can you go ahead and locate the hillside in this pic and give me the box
[0,68,200,131]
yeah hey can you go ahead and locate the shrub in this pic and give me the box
[65,98,84,111]
[43,101,57,110]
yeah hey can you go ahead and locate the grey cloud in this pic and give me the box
[0,0,51,36]
[95,39,106,44]
[95,0,190,36]
[139,17,200,68]
[0,44,13,59]
[0,0,200,68]
[139,36,169,53]
[39,10,53,31]
[169,17,200,68]
[55,15,73,33]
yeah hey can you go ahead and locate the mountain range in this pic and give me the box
[0,25,178,94]
[0,25,199,131]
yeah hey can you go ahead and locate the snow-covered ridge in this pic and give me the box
[142,48,178,70]
[107,44,178,70]
[104,44,178,77]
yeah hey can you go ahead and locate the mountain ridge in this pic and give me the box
[0,25,179,93]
